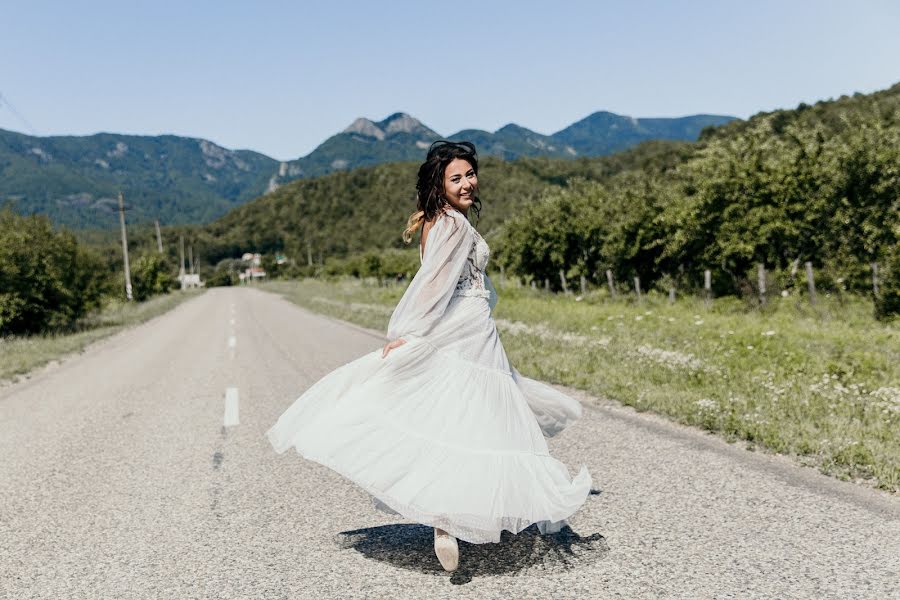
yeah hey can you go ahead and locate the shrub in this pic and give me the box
[131,253,176,301]
[874,241,900,321]
[0,208,109,335]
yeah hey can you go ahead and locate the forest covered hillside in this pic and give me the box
[0,129,278,228]
[188,140,695,266]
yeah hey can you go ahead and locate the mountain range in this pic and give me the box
[273,112,734,183]
[0,111,735,228]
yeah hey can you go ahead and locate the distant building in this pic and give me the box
[241,252,262,266]
[239,266,266,282]
[178,273,204,288]
[237,252,274,283]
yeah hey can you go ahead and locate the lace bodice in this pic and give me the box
[452,227,491,299]
[389,208,497,342]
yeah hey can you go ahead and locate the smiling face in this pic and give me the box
[442,158,478,216]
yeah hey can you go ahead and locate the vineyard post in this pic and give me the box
[704,269,712,308]
[805,261,817,304]
[606,270,616,298]
[872,262,880,296]
[559,269,569,295]
[758,263,767,306]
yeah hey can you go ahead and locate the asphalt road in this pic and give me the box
[1,286,898,599]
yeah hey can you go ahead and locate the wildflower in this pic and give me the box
[870,387,900,415]
[495,319,610,350]
[575,296,583,302]
[781,290,789,297]
[635,345,706,371]
[694,320,704,325]
[695,398,717,410]
[762,330,776,336]
[635,316,644,321]
[746,345,754,350]
[668,317,675,322]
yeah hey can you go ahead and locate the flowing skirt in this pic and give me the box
[267,293,592,544]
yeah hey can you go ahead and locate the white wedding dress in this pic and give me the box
[267,206,592,544]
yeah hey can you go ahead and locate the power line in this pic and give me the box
[0,91,38,135]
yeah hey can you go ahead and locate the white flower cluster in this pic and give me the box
[808,374,900,417]
[741,409,770,426]
[634,345,707,372]
[870,386,900,415]
[497,319,717,374]
[495,319,611,349]
[752,370,791,398]
[695,398,717,410]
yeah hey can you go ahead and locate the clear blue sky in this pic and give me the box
[2,0,899,160]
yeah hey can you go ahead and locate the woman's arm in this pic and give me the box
[385,211,474,345]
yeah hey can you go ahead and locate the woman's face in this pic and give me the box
[442,158,478,215]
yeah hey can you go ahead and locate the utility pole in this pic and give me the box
[154,220,163,253]
[179,235,186,290]
[118,192,133,301]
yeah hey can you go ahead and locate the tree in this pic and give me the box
[131,253,176,301]
[0,208,109,335]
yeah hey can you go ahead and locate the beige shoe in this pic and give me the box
[433,528,459,572]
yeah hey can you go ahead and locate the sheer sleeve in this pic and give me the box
[386,210,474,341]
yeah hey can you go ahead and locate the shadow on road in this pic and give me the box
[335,523,608,584]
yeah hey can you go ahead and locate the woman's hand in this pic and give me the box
[381,338,407,358]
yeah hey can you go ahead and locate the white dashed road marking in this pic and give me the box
[224,387,239,427]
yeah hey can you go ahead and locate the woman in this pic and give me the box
[267,141,592,573]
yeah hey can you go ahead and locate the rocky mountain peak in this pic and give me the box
[342,117,385,140]
[378,113,438,137]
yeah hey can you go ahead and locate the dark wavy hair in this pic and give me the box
[402,140,481,243]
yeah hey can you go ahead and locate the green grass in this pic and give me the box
[0,289,205,384]
[261,277,900,493]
